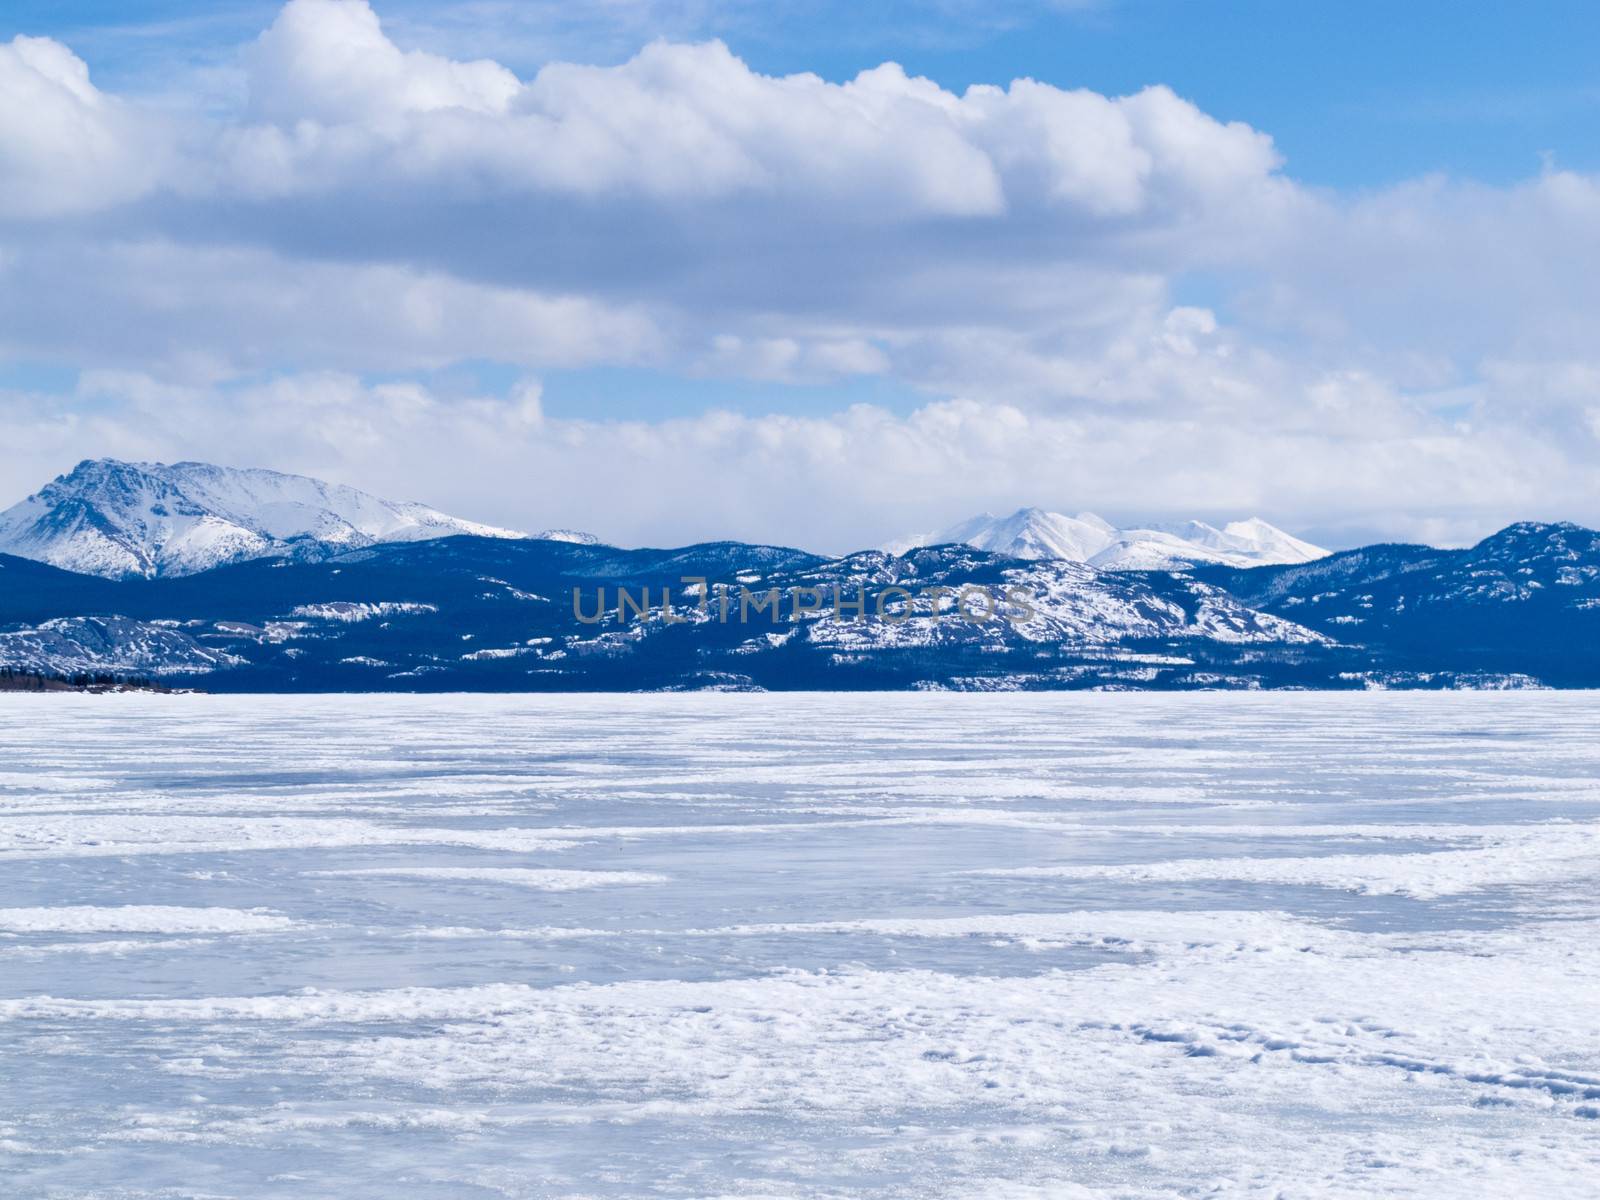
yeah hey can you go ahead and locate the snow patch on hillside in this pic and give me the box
[289,601,438,622]
[0,616,242,676]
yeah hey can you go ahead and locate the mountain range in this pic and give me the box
[0,460,1595,691]
[886,507,1328,569]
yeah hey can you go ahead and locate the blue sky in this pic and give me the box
[2,0,1599,550]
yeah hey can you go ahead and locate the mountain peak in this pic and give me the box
[1468,521,1600,562]
[535,528,603,545]
[1486,520,1586,540]
[887,508,1328,570]
[0,459,528,579]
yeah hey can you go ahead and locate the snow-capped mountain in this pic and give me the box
[0,460,527,579]
[885,509,1118,562]
[887,507,1328,570]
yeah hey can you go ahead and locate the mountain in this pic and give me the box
[1192,522,1600,686]
[886,509,1117,561]
[0,459,527,579]
[887,507,1328,570]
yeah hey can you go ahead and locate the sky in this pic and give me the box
[2,0,1599,552]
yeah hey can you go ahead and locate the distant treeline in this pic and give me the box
[0,668,173,693]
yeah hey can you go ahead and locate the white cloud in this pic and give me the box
[0,240,665,380]
[0,369,1584,554]
[237,3,1266,224]
[1243,169,1600,366]
[247,0,520,123]
[0,36,165,217]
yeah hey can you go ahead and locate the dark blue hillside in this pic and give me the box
[0,537,824,623]
[0,554,127,623]
[1196,542,1447,606]
[1194,523,1600,685]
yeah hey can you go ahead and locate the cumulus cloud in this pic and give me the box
[231,4,1281,227]
[247,0,520,123]
[0,36,165,217]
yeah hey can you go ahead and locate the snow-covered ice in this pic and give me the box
[3,692,1600,1197]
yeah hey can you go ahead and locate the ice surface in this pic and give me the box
[306,868,669,889]
[3,692,1600,1197]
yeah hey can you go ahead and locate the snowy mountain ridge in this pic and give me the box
[887,507,1329,570]
[0,459,534,579]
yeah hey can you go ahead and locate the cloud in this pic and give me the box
[0,239,665,381]
[0,36,166,217]
[219,5,1286,238]
[247,0,520,122]
[1249,169,1600,366]
[1,369,1584,554]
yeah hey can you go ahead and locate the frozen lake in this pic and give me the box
[3,692,1600,1197]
